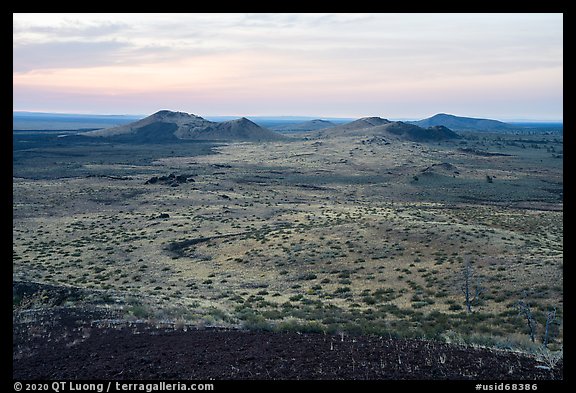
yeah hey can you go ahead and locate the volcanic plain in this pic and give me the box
[13,116,563,379]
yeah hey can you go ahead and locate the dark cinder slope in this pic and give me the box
[182,117,284,141]
[411,113,513,131]
[313,117,390,137]
[313,116,458,141]
[14,308,562,380]
[83,110,284,142]
[380,122,458,141]
[271,119,336,132]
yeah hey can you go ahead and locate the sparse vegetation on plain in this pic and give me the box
[13,120,563,379]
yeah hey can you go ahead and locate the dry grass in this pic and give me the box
[13,132,563,345]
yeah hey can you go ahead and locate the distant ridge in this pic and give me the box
[342,117,392,129]
[83,110,284,142]
[313,117,390,137]
[12,111,141,130]
[411,113,513,131]
[313,116,458,141]
[271,119,336,132]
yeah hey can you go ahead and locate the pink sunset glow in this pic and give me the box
[13,13,563,121]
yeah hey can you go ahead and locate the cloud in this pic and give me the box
[14,41,129,72]
[12,13,563,119]
[13,19,128,43]
[14,13,563,77]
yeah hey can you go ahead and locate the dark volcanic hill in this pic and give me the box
[313,117,390,137]
[83,110,284,142]
[382,122,458,141]
[411,113,513,131]
[271,119,336,132]
[313,116,458,141]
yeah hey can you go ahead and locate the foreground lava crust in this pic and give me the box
[13,309,561,380]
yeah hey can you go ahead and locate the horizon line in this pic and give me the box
[12,110,564,124]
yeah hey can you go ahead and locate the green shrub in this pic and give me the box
[275,319,325,334]
[241,314,273,331]
[130,304,151,319]
[334,286,351,294]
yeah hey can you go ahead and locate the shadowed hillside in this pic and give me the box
[411,113,513,131]
[313,117,459,141]
[83,110,285,142]
[271,119,336,132]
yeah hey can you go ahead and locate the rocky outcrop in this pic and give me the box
[145,173,195,187]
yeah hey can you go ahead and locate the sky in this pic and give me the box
[13,13,563,121]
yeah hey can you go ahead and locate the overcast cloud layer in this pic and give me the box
[13,13,563,120]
